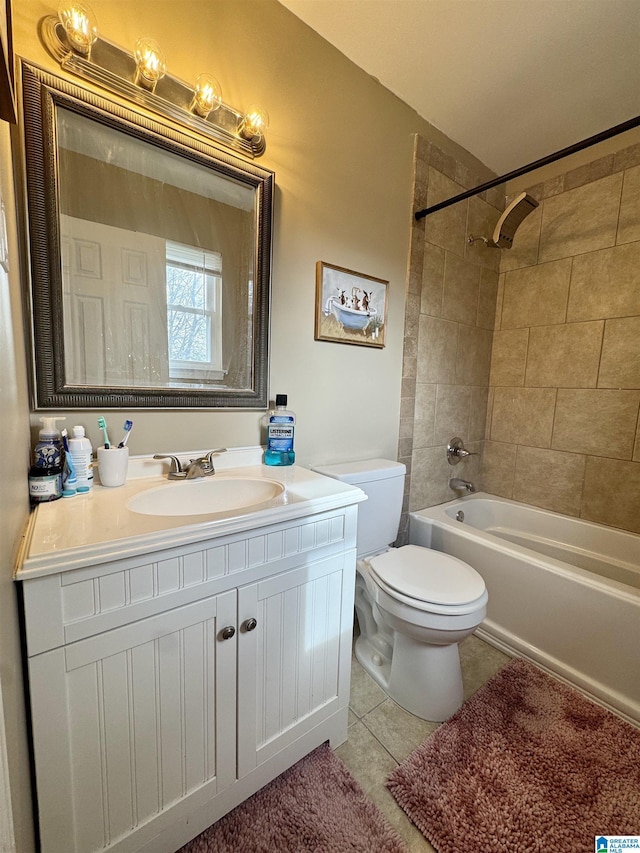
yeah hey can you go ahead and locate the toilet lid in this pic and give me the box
[368,545,486,606]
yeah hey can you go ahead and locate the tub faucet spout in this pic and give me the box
[449,477,475,493]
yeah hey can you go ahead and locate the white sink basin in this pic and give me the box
[127,477,285,517]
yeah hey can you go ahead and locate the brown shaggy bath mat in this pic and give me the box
[177,741,406,852]
[387,657,640,853]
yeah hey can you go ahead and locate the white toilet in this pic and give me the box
[313,458,488,721]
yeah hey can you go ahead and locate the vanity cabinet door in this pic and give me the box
[236,550,355,776]
[29,591,237,853]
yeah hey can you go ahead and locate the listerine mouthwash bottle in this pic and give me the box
[264,394,295,466]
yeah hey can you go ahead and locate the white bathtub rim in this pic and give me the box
[411,494,640,604]
[433,491,640,554]
[477,623,640,729]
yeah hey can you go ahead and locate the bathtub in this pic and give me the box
[410,493,640,725]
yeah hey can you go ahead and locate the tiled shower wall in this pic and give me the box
[400,136,640,540]
[397,137,502,543]
[485,142,640,534]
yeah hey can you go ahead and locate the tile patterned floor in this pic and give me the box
[335,635,511,851]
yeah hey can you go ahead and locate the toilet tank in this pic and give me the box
[311,459,406,558]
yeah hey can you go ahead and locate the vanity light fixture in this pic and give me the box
[41,3,268,157]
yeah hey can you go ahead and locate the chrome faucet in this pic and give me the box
[154,448,227,480]
[449,477,475,494]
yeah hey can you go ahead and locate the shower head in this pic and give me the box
[468,192,539,249]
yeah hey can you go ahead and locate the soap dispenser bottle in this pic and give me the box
[264,394,296,466]
[29,417,65,504]
[34,417,65,468]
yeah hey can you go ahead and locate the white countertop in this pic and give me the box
[16,451,366,579]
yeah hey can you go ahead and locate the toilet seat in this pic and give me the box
[367,545,487,615]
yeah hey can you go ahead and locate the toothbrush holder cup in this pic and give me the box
[97,445,129,487]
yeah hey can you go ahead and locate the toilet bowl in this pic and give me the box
[356,545,487,721]
[312,459,489,722]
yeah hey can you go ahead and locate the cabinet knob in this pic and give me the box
[220,626,236,640]
[243,618,258,632]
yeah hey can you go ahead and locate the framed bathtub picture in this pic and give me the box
[315,261,388,348]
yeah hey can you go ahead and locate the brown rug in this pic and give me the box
[178,742,406,852]
[387,658,640,853]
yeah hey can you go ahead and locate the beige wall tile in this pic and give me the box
[421,242,445,316]
[494,272,505,330]
[416,315,458,384]
[424,169,467,256]
[618,164,640,244]
[539,173,623,262]
[403,292,420,338]
[552,389,640,459]
[598,317,640,389]
[403,356,417,379]
[455,325,492,386]
[490,328,529,386]
[485,386,495,438]
[501,259,571,328]
[614,142,640,171]
[481,440,517,498]
[413,383,437,449]
[581,457,640,533]
[477,268,499,330]
[442,252,481,326]
[490,386,556,447]
[410,445,453,510]
[469,386,489,441]
[525,322,604,388]
[498,205,541,272]
[567,242,640,321]
[564,155,614,190]
[433,384,471,444]
[634,423,640,462]
[513,447,586,517]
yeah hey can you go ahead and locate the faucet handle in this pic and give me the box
[203,447,227,473]
[153,454,185,479]
[447,437,478,466]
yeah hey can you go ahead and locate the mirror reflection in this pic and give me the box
[22,63,273,409]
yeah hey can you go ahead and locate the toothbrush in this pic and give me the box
[118,420,133,448]
[97,416,111,449]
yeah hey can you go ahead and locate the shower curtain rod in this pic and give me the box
[414,114,640,220]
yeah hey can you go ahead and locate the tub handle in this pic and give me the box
[447,437,478,465]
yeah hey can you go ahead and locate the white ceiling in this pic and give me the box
[278,0,640,174]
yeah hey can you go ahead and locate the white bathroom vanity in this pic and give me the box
[16,450,365,853]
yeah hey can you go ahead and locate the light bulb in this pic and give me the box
[133,37,166,90]
[58,1,99,56]
[190,74,222,119]
[240,104,269,140]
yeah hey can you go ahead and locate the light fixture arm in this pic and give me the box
[39,13,267,158]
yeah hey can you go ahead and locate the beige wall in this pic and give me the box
[485,141,640,533]
[13,0,493,467]
[0,111,36,850]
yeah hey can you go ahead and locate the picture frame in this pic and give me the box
[315,261,388,348]
[0,0,16,125]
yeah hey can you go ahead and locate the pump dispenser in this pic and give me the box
[34,417,65,468]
